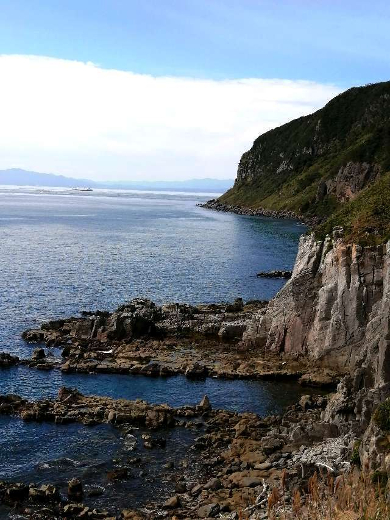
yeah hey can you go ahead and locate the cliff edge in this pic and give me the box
[216,80,390,245]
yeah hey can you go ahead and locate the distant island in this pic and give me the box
[0,168,234,193]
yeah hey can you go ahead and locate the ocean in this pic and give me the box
[0,186,308,514]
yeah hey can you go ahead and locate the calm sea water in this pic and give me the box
[0,187,305,358]
[0,187,308,512]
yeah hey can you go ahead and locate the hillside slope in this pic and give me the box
[219,81,390,242]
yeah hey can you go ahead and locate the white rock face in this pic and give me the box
[243,233,390,387]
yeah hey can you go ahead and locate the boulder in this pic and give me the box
[198,395,211,411]
[203,478,222,490]
[32,348,46,360]
[197,503,220,518]
[0,352,20,368]
[107,467,128,480]
[68,478,83,501]
[163,495,180,509]
[185,362,208,379]
[256,270,292,279]
[5,483,29,503]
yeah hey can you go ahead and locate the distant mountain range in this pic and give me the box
[0,168,233,193]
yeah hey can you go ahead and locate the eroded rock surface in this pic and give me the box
[22,298,322,382]
[0,388,352,518]
[243,232,390,479]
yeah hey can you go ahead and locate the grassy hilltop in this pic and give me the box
[220,81,390,244]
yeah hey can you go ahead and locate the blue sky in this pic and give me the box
[0,1,388,180]
[1,0,389,86]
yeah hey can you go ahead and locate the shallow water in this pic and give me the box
[0,415,197,515]
[0,365,314,416]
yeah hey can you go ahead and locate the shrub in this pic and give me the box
[351,440,361,466]
[373,398,390,432]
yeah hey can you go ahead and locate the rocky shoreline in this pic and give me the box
[0,386,352,519]
[198,200,320,227]
[20,298,340,388]
[3,232,390,517]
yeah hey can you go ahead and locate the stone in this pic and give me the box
[239,477,262,488]
[190,483,203,496]
[185,362,208,379]
[67,478,83,501]
[5,484,29,503]
[299,395,313,411]
[163,495,180,509]
[199,395,211,411]
[203,478,222,490]
[121,510,145,520]
[175,481,186,493]
[256,270,292,279]
[32,348,46,360]
[254,462,272,470]
[0,352,19,367]
[197,503,220,518]
[107,467,128,480]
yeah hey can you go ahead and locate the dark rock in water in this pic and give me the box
[0,480,108,517]
[107,467,128,481]
[67,478,83,501]
[0,352,19,368]
[175,481,186,493]
[185,362,208,379]
[58,386,82,402]
[199,199,316,225]
[21,329,46,342]
[32,348,46,360]
[142,433,166,449]
[28,484,60,503]
[256,270,292,279]
[198,395,211,411]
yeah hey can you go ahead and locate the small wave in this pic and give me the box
[38,457,82,469]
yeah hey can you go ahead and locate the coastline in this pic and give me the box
[198,198,319,227]
[20,298,340,388]
[0,387,339,518]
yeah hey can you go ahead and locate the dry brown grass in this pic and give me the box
[266,467,390,520]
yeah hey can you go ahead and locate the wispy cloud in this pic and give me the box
[0,55,341,181]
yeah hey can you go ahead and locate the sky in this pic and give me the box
[0,0,389,181]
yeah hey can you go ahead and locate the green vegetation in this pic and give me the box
[315,172,390,245]
[373,398,390,432]
[351,440,362,466]
[220,81,390,244]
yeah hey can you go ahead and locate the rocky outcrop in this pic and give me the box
[23,298,265,346]
[322,161,381,203]
[0,387,177,429]
[22,298,321,382]
[242,230,390,475]
[243,232,389,381]
[198,199,315,225]
[0,388,350,518]
[0,479,113,518]
[257,270,292,279]
[0,352,19,367]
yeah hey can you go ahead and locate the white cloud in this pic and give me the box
[0,55,341,181]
